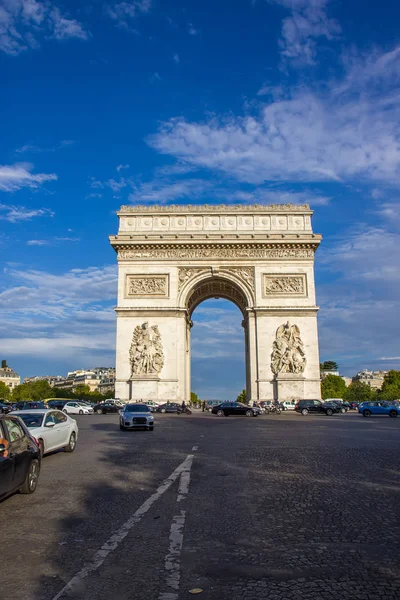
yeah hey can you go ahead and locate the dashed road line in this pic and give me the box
[52,454,194,600]
[159,456,194,599]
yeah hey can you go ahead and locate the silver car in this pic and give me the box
[120,404,154,431]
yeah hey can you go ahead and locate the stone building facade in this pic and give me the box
[110,204,322,404]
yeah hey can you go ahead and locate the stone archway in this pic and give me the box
[110,204,322,403]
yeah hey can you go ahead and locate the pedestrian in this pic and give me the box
[202,400,206,412]
[181,400,186,412]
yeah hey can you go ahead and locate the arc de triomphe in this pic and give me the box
[109,204,322,403]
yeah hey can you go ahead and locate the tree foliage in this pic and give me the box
[0,381,11,401]
[343,381,373,402]
[320,360,339,371]
[321,374,346,400]
[380,370,400,401]
[10,380,114,403]
[236,389,247,404]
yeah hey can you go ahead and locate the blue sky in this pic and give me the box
[1,0,400,397]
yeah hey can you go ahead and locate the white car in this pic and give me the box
[63,402,93,415]
[12,409,78,456]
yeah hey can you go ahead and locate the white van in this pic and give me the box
[280,400,296,411]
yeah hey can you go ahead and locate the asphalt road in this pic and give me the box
[2,410,400,600]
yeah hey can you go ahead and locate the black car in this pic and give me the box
[12,401,47,411]
[46,400,68,410]
[0,414,41,501]
[157,403,182,414]
[0,402,13,414]
[211,402,259,417]
[93,402,121,415]
[295,399,337,416]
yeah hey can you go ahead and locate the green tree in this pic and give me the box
[12,382,34,401]
[380,370,400,401]
[31,380,53,400]
[321,374,346,400]
[0,381,11,401]
[190,391,200,406]
[236,389,247,404]
[320,361,339,372]
[343,381,372,403]
[74,384,91,397]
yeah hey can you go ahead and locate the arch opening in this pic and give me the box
[186,276,249,318]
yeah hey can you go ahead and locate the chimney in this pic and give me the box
[1,360,7,368]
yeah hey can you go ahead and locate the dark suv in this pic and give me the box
[295,399,337,416]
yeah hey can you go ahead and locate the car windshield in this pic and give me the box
[18,413,44,428]
[124,404,148,412]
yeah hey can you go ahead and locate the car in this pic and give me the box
[322,401,342,414]
[144,401,160,412]
[157,402,182,414]
[119,404,154,431]
[12,410,78,456]
[93,402,121,415]
[211,402,259,417]
[0,414,41,501]
[46,400,68,410]
[205,400,224,412]
[279,400,296,411]
[358,401,400,418]
[294,399,337,416]
[12,401,47,411]
[62,402,94,415]
[0,402,13,414]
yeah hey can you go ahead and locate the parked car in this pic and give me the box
[157,402,182,414]
[205,400,224,412]
[46,400,68,410]
[0,402,13,414]
[144,401,159,412]
[12,401,47,411]
[93,402,121,415]
[120,404,154,430]
[0,414,41,501]
[358,401,400,418]
[62,402,94,415]
[279,400,296,411]
[211,402,259,417]
[12,410,78,456]
[294,399,337,416]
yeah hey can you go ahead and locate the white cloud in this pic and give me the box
[116,164,130,172]
[106,178,127,193]
[0,163,57,192]
[148,45,400,186]
[0,265,117,363]
[188,22,197,35]
[106,0,151,28]
[269,0,341,67]
[26,239,49,246]
[129,178,211,203]
[173,53,180,64]
[0,1,89,55]
[16,140,77,153]
[228,189,330,206]
[0,203,54,222]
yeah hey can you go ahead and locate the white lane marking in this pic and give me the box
[158,510,186,600]
[191,445,198,451]
[52,454,194,600]
[176,455,193,502]
[159,458,194,599]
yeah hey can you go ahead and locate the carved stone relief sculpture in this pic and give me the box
[226,267,255,292]
[126,275,168,297]
[118,246,315,261]
[263,274,306,296]
[178,267,205,292]
[271,321,306,376]
[129,322,164,375]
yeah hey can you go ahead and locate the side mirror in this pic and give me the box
[45,422,56,428]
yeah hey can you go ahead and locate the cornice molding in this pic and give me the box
[118,203,312,214]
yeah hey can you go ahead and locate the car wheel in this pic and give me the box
[389,410,398,418]
[161,408,166,413]
[340,408,346,414]
[63,409,68,414]
[276,408,282,415]
[20,459,40,494]
[363,409,371,417]
[38,439,44,457]
[96,408,103,415]
[246,410,253,417]
[120,423,126,430]
[217,410,224,417]
[79,409,84,415]
[326,408,333,416]
[148,426,154,430]
[301,408,309,416]
[64,432,76,452]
